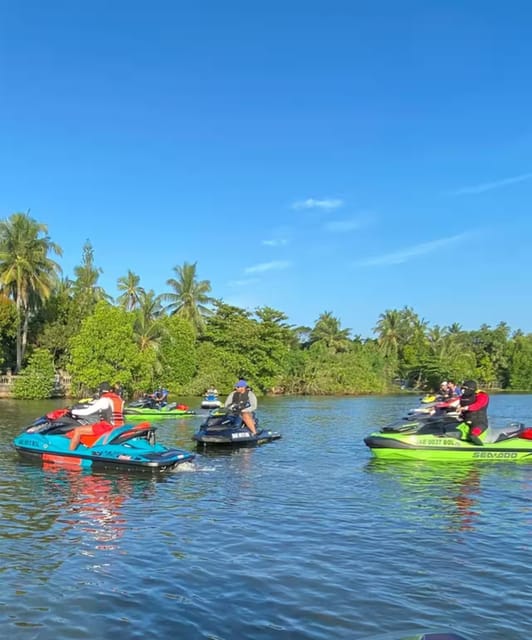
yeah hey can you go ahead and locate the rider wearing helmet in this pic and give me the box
[459,380,489,445]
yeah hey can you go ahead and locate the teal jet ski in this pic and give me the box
[13,410,195,472]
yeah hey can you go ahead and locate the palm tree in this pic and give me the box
[71,240,111,313]
[162,261,215,332]
[116,270,145,311]
[426,325,446,356]
[134,289,165,349]
[447,322,463,335]
[133,290,166,379]
[0,212,62,370]
[138,289,164,325]
[373,309,403,359]
[309,311,351,353]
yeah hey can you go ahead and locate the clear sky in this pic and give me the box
[1,0,531,338]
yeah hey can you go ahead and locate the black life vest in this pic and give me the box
[233,389,250,410]
[461,392,489,431]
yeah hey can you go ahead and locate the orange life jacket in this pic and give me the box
[101,391,125,426]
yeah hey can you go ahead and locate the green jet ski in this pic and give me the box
[124,398,196,419]
[364,415,532,461]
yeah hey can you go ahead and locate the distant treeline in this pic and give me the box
[0,212,531,399]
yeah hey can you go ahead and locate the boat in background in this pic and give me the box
[201,390,222,409]
[124,397,196,419]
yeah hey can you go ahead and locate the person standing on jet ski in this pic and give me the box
[68,382,125,450]
[224,379,258,436]
[458,380,489,445]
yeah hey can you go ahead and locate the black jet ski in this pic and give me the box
[192,406,281,447]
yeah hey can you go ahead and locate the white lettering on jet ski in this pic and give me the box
[473,451,518,459]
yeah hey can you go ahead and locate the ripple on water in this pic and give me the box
[1,396,532,639]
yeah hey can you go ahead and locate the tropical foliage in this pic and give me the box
[68,302,145,397]
[116,270,145,311]
[12,348,56,399]
[162,261,215,332]
[1,210,532,398]
[0,212,62,371]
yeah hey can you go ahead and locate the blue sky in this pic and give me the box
[1,0,531,338]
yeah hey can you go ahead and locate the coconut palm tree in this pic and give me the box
[0,212,62,370]
[373,309,403,359]
[309,311,351,353]
[134,289,165,351]
[162,261,215,332]
[116,270,145,311]
[447,322,463,336]
[426,325,446,355]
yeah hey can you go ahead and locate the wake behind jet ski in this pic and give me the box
[192,406,281,447]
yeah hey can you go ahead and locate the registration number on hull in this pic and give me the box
[416,438,462,447]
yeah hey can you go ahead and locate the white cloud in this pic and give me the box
[325,217,364,233]
[354,233,471,267]
[244,260,291,274]
[291,198,344,210]
[448,172,532,195]
[262,238,289,247]
[227,278,260,287]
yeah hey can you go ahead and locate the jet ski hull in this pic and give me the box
[364,418,532,461]
[123,408,196,419]
[193,428,282,446]
[200,400,222,409]
[13,417,195,472]
[192,409,281,447]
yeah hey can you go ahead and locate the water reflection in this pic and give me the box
[2,396,532,640]
[45,467,146,550]
[17,464,163,548]
[364,459,484,533]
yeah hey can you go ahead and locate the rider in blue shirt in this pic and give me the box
[152,387,169,407]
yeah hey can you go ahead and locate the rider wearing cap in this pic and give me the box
[151,386,169,407]
[69,382,125,450]
[224,379,258,436]
[459,380,489,445]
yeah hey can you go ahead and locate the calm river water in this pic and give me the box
[1,394,531,640]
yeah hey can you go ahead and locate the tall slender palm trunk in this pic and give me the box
[15,295,23,372]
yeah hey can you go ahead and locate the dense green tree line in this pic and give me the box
[0,212,531,399]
